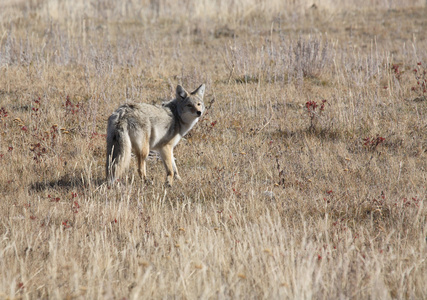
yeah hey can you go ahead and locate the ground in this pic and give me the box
[0,0,426,298]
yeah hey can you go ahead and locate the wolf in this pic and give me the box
[106,84,205,186]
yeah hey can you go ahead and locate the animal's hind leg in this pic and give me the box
[137,140,149,182]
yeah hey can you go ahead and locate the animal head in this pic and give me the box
[176,84,206,122]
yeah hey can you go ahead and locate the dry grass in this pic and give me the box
[1,0,426,299]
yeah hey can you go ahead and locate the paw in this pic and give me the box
[164,176,174,187]
[144,178,154,185]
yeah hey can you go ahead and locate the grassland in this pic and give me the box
[0,0,426,299]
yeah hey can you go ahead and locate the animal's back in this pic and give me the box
[109,102,178,148]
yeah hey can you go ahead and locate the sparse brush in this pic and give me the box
[305,99,328,131]
[411,62,427,101]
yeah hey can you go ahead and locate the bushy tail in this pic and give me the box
[106,117,132,184]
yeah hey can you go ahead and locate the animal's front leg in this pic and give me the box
[172,151,182,181]
[159,145,174,187]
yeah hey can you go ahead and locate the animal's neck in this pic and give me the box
[180,119,198,136]
[165,99,185,123]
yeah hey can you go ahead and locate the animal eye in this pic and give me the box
[197,103,201,106]
[186,104,192,107]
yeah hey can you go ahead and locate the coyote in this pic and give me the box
[106,84,205,186]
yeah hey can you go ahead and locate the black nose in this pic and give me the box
[197,111,201,116]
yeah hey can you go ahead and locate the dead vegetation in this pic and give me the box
[0,0,426,298]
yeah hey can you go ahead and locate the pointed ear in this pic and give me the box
[176,85,188,100]
[191,84,205,99]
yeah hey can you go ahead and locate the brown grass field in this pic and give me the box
[0,0,426,299]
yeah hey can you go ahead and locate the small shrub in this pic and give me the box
[305,99,327,131]
[411,62,426,101]
[362,136,386,151]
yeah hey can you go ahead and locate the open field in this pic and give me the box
[0,0,426,298]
